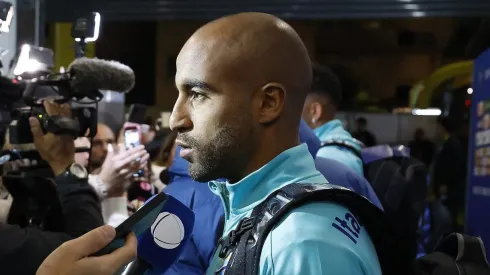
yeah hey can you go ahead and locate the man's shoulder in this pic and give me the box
[259,201,381,275]
[316,146,364,174]
[317,144,357,159]
[271,201,366,244]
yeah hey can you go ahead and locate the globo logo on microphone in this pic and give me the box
[151,212,185,249]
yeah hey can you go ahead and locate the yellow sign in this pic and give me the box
[409,61,473,108]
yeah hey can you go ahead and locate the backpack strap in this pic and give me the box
[321,139,363,160]
[219,183,394,275]
[459,234,490,266]
[435,233,490,267]
[416,233,490,275]
[415,252,462,275]
[216,215,226,245]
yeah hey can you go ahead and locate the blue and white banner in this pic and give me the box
[466,48,490,258]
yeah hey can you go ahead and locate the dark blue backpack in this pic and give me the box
[321,141,429,264]
[416,233,490,275]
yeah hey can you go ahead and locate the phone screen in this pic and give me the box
[124,127,144,177]
[124,128,140,149]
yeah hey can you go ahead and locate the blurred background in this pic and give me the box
[9,0,489,145]
[0,1,489,270]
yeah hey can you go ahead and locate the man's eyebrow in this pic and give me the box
[181,79,216,92]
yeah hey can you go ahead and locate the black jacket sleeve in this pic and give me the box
[0,224,71,275]
[56,177,104,237]
[0,177,104,275]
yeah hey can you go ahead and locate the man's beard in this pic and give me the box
[178,114,257,183]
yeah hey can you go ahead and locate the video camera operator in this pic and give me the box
[0,100,104,275]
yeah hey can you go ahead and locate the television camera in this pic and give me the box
[0,11,135,230]
[0,53,134,230]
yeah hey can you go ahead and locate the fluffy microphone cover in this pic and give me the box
[67,57,136,94]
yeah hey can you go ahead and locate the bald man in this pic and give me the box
[171,12,381,275]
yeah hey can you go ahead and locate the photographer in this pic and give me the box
[0,100,104,275]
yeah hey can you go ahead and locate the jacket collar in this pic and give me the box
[209,144,325,218]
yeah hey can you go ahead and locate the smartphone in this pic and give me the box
[124,126,144,177]
[124,126,141,149]
[127,104,147,124]
[93,192,168,256]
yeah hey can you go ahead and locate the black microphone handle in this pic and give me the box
[123,257,151,275]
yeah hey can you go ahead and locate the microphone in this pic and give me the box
[123,194,195,275]
[67,57,136,96]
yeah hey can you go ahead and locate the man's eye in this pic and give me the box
[190,91,205,100]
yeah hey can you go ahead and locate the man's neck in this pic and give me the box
[229,134,299,184]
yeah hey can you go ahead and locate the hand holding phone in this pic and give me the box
[92,192,168,256]
[123,125,145,178]
[93,194,195,275]
[37,226,137,275]
[98,144,149,197]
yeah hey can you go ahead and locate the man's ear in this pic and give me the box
[257,83,286,124]
[310,102,323,122]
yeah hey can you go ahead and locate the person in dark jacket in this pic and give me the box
[353,117,377,147]
[409,128,435,168]
[431,117,466,231]
[163,119,383,275]
[0,101,104,275]
[0,180,104,275]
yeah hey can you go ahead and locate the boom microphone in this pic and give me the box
[123,195,195,275]
[67,57,135,95]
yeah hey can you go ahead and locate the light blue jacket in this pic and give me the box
[206,144,381,275]
[314,119,364,176]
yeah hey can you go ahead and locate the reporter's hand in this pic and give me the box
[99,144,149,197]
[36,225,136,275]
[29,100,75,176]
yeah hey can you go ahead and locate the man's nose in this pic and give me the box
[169,98,192,132]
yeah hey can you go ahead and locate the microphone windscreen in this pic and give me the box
[67,57,135,95]
[137,194,195,275]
